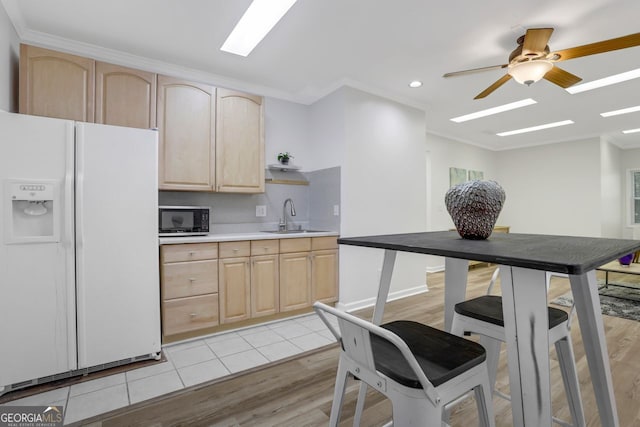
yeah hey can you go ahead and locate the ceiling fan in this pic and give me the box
[443,28,640,99]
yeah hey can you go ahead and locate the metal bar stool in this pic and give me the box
[450,268,585,427]
[314,302,496,427]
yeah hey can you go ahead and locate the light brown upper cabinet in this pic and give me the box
[95,62,156,129]
[19,44,95,122]
[216,89,265,193]
[157,75,216,191]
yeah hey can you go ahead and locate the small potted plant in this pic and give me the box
[277,152,293,165]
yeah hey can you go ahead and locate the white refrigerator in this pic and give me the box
[0,112,161,393]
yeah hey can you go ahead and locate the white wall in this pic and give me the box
[307,88,346,171]
[496,137,602,237]
[600,139,622,238]
[334,87,428,310]
[0,3,18,111]
[263,97,311,170]
[619,147,640,237]
[423,132,499,270]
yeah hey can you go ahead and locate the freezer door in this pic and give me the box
[0,113,77,387]
[75,122,160,368]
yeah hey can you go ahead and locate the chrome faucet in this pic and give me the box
[279,198,296,231]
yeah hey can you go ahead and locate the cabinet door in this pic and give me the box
[162,294,219,336]
[19,44,95,122]
[161,259,218,299]
[216,89,264,193]
[311,249,339,303]
[279,252,311,312]
[219,257,251,323]
[96,62,156,129]
[157,75,215,191]
[251,255,279,317]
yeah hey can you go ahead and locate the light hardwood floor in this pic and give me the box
[79,266,640,426]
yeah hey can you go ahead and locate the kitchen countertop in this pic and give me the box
[159,230,340,245]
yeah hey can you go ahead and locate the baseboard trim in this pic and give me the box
[336,285,429,312]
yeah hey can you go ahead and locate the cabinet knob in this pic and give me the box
[189,278,196,282]
[233,248,239,252]
[189,251,195,257]
[190,313,197,318]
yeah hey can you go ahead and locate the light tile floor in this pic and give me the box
[1,313,338,425]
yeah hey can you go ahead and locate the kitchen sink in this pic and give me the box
[261,229,329,234]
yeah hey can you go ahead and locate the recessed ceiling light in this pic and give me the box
[567,68,640,94]
[497,120,574,137]
[600,105,640,117]
[409,81,423,88]
[450,98,537,123]
[623,128,640,134]
[221,0,297,57]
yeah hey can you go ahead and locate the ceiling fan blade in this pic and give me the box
[543,66,582,88]
[443,64,508,78]
[474,74,512,99]
[523,28,554,55]
[551,32,640,61]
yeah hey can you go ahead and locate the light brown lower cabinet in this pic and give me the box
[162,294,219,336]
[160,243,219,339]
[279,251,312,312]
[160,236,338,340]
[250,240,279,317]
[218,257,251,324]
[311,249,339,303]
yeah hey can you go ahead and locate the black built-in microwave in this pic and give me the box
[158,206,210,236]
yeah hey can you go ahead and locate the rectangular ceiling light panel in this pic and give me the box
[567,68,640,94]
[623,128,640,134]
[221,0,298,57]
[497,120,574,137]
[450,98,537,123]
[600,105,640,117]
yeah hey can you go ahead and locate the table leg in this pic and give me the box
[569,270,619,427]
[354,249,397,425]
[500,266,552,426]
[371,249,397,325]
[444,257,469,331]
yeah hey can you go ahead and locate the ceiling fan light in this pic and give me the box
[508,60,553,86]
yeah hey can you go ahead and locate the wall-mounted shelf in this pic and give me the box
[268,163,301,172]
[265,178,308,186]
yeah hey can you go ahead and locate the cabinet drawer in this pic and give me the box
[219,241,251,258]
[163,294,219,336]
[279,237,311,253]
[161,243,218,263]
[311,236,338,250]
[162,259,218,299]
[251,239,279,256]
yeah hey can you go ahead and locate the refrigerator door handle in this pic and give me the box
[74,124,87,366]
[64,122,77,370]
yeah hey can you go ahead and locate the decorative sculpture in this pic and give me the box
[445,180,506,240]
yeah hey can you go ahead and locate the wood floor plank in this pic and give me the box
[77,266,640,426]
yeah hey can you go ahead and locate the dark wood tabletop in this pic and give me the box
[338,231,640,274]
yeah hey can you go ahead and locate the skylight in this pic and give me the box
[600,105,640,117]
[566,68,640,94]
[450,99,537,123]
[221,0,297,57]
[497,120,574,137]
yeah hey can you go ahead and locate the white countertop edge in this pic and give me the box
[159,230,340,245]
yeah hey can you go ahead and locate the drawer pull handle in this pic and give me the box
[189,251,195,256]
[190,313,197,318]
[233,248,239,252]
[189,278,196,282]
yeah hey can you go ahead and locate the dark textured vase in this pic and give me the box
[445,180,506,240]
